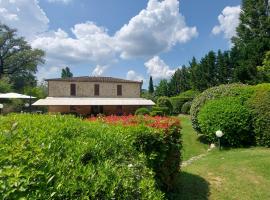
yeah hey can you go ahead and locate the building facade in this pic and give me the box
[34,77,155,116]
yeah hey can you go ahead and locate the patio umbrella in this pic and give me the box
[0,93,36,99]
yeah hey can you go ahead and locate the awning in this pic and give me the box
[0,93,36,99]
[33,97,155,106]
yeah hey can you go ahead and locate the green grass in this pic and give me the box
[179,114,208,161]
[173,115,270,200]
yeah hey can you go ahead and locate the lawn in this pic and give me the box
[174,115,270,200]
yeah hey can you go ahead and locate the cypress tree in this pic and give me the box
[148,76,154,94]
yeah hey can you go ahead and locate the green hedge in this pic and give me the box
[0,114,182,199]
[198,97,254,147]
[170,97,191,114]
[135,107,150,115]
[190,84,254,133]
[248,84,270,147]
[181,101,192,114]
[177,90,200,99]
[151,106,170,116]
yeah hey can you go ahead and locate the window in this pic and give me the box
[94,84,99,96]
[117,85,122,96]
[70,84,76,96]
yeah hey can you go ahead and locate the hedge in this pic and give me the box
[248,84,270,147]
[190,84,254,133]
[0,114,182,199]
[170,97,191,114]
[135,107,150,115]
[181,101,192,114]
[198,97,254,147]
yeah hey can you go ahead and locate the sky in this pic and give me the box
[0,0,241,88]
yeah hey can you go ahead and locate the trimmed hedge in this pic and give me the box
[177,90,200,99]
[170,97,190,114]
[181,101,192,114]
[198,97,254,147]
[190,84,254,133]
[135,107,150,115]
[151,106,170,116]
[0,114,182,199]
[248,84,270,147]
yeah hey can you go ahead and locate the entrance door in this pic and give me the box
[92,106,103,116]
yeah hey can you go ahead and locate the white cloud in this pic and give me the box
[212,6,241,39]
[126,70,144,82]
[47,0,72,4]
[0,0,49,40]
[92,65,108,76]
[115,0,198,58]
[36,66,61,81]
[144,56,175,80]
[31,22,117,64]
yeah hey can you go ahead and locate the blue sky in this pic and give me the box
[0,0,241,88]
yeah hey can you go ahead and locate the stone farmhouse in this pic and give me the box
[33,76,155,116]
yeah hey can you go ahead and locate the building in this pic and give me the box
[33,76,155,115]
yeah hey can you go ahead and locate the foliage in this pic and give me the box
[0,114,181,198]
[177,90,200,99]
[151,106,170,116]
[156,96,173,115]
[181,101,192,114]
[135,107,151,115]
[231,0,270,83]
[190,84,254,133]
[257,51,270,82]
[24,82,48,99]
[88,115,182,190]
[149,76,154,94]
[170,97,190,114]
[0,24,45,91]
[248,84,270,147]
[155,79,169,97]
[61,67,73,78]
[0,76,12,93]
[198,97,254,147]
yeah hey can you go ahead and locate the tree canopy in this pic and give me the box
[61,67,73,78]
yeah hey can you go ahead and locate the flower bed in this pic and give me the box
[87,115,181,130]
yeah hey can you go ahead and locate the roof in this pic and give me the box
[45,76,143,84]
[33,97,155,106]
[0,93,36,99]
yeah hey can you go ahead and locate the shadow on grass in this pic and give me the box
[167,172,210,200]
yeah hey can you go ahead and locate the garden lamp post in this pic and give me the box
[216,130,224,150]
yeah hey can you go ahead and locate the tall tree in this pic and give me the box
[148,76,154,94]
[61,67,73,78]
[0,24,45,91]
[257,51,270,81]
[168,68,181,96]
[232,0,270,83]
[189,57,199,89]
[155,79,169,97]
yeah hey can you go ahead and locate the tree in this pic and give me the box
[61,67,73,78]
[169,69,181,96]
[0,76,12,93]
[0,24,45,91]
[148,76,154,94]
[155,79,169,97]
[232,0,270,83]
[257,51,270,81]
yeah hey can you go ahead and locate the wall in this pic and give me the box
[48,81,141,98]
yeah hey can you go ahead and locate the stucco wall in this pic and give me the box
[48,81,141,98]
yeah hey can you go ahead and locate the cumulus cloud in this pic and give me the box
[36,66,61,81]
[47,0,72,4]
[0,0,49,40]
[31,22,117,64]
[212,6,241,39]
[92,65,108,76]
[115,0,198,59]
[144,56,175,80]
[126,70,144,82]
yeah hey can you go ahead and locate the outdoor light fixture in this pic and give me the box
[215,130,224,150]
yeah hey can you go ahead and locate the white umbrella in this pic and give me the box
[0,93,36,99]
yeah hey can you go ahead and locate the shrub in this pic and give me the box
[177,90,200,99]
[248,84,270,147]
[170,97,190,114]
[190,84,254,133]
[152,106,170,116]
[0,114,182,199]
[181,101,192,114]
[135,107,150,115]
[198,97,254,147]
[157,97,172,113]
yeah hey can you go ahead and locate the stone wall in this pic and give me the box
[48,81,141,98]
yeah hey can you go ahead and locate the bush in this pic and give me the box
[170,97,190,114]
[181,101,192,114]
[157,97,173,113]
[151,106,170,116]
[0,114,182,199]
[198,97,254,147]
[190,84,254,133]
[177,90,200,99]
[135,107,150,115]
[248,84,270,147]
